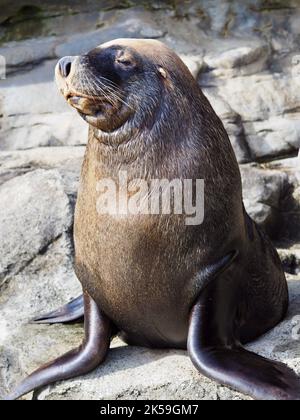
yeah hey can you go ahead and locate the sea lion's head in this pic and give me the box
[55,38,196,136]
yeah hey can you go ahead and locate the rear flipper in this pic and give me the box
[6,292,111,400]
[33,295,84,324]
[188,277,300,400]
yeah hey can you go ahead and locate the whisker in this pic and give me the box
[72,71,137,111]
[91,77,135,111]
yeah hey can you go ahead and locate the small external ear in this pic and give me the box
[158,67,167,79]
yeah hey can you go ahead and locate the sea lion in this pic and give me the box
[6,39,300,400]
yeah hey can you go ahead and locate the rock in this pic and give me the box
[281,172,300,245]
[278,247,300,275]
[244,115,300,161]
[0,234,81,400]
[0,60,61,114]
[0,146,85,197]
[203,89,237,121]
[139,25,165,39]
[267,156,300,173]
[204,44,270,78]
[180,54,204,79]
[1,112,87,150]
[205,45,268,69]
[224,119,251,163]
[0,169,73,284]
[0,60,88,150]
[55,13,165,58]
[214,74,300,161]
[218,74,300,123]
[248,275,300,367]
[265,157,300,245]
[0,37,57,72]
[203,89,251,163]
[241,165,289,237]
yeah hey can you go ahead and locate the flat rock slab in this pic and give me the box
[0,169,73,283]
[0,235,82,400]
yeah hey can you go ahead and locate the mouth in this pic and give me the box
[65,91,95,101]
[67,94,87,110]
[63,91,116,129]
[64,91,106,116]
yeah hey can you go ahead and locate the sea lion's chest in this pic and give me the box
[73,165,203,346]
[74,184,196,293]
[72,140,242,345]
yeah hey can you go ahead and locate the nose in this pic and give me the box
[58,56,74,78]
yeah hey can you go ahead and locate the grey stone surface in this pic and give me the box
[278,247,300,275]
[204,44,270,78]
[0,169,73,284]
[214,74,300,161]
[0,146,85,196]
[207,74,300,122]
[204,89,252,163]
[244,116,300,161]
[0,234,82,400]
[266,157,300,246]
[241,165,289,236]
[54,9,166,58]
[0,37,57,71]
[180,54,204,80]
[0,61,88,150]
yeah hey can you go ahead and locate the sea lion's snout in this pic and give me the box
[55,54,109,127]
[55,45,138,132]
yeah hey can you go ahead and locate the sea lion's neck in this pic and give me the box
[86,124,162,180]
[87,88,195,172]
[92,123,138,149]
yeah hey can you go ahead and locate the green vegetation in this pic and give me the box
[250,0,297,12]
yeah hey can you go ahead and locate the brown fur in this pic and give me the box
[58,39,287,348]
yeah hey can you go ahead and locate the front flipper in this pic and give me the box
[188,280,300,401]
[6,292,111,400]
[33,295,84,324]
